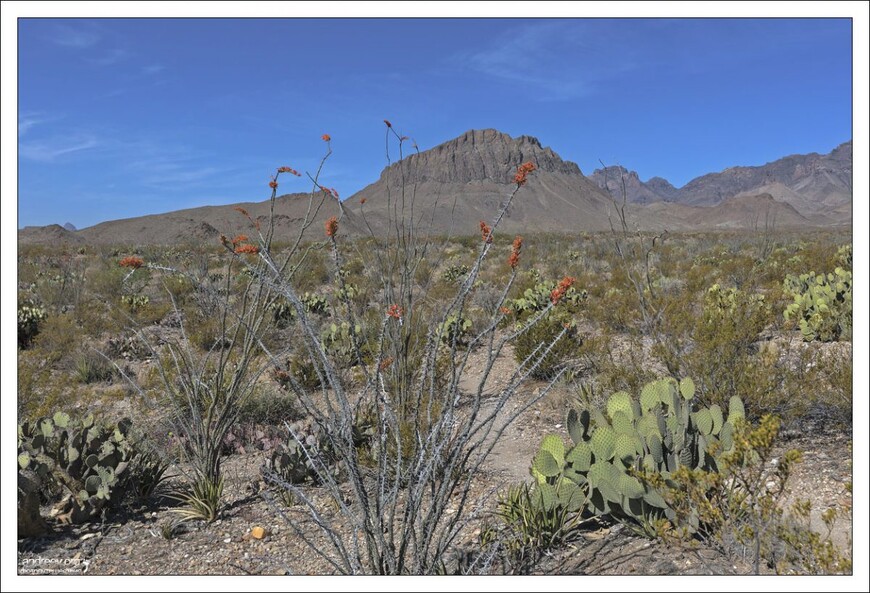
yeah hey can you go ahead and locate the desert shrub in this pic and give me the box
[783,268,852,342]
[507,278,586,379]
[649,415,851,575]
[17,300,47,349]
[682,284,771,407]
[73,350,115,384]
[513,312,582,380]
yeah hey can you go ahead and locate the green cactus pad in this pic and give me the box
[728,396,745,424]
[720,422,734,452]
[709,405,723,435]
[615,433,639,466]
[53,411,71,428]
[567,409,583,445]
[532,450,561,478]
[647,433,663,464]
[566,441,592,472]
[84,474,102,494]
[616,471,644,499]
[539,434,565,464]
[85,454,99,468]
[679,377,695,400]
[640,382,660,411]
[590,426,616,461]
[693,409,714,436]
[611,411,634,435]
[607,391,634,420]
[636,414,660,439]
[18,452,31,469]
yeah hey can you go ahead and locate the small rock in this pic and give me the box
[251,526,268,539]
[223,537,232,543]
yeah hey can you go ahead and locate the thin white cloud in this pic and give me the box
[460,21,637,101]
[18,112,55,137]
[19,135,99,161]
[142,64,165,75]
[51,23,100,48]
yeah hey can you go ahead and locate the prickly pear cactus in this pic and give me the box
[530,378,746,535]
[17,413,139,524]
[783,268,852,342]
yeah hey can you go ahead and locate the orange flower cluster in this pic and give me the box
[269,179,278,189]
[325,216,339,238]
[360,197,367,205]
[379,356,394,371]
[386,304,403,320]
[479,220,493,244]
[550,276,576,305]
[326,187,339,199]
[277,166,301,176]
[119,256,144,269]
[233,206,260,231]
[513,161,537,186]
[322,133,331,142]
[383,119,392,128]
[508,235,523,268]
[232,234,249,244]
[234,244,260,255]
[499,306,511,315]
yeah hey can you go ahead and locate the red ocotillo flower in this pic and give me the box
[379,356,394,371]
[360,197,367,205]
[269,179,278,189]
[232,234,249,245]
[499,306,511,315]
[386,304,403,320]
[508,235,523,268]
[234,244,260,255]
[328,187,339,199]
[325,216,339,238]
[550,276,576,305]
[513,161,537,186]
[119,256,144,269]
[383,119,392,128]
[322,133,331,142]
[479,220,493,244]
[234,206,250,218]
[277,166,301,176]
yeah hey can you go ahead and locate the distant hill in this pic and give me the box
[18,131,851,247]
[591,141,851,223]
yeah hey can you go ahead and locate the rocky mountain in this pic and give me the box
[348,129,660,235]
[591,141,852,223]
[589,166,679,204]
[62,222,77,232]
[18,131,851,247]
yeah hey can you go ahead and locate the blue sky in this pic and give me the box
[16,17,854,228]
